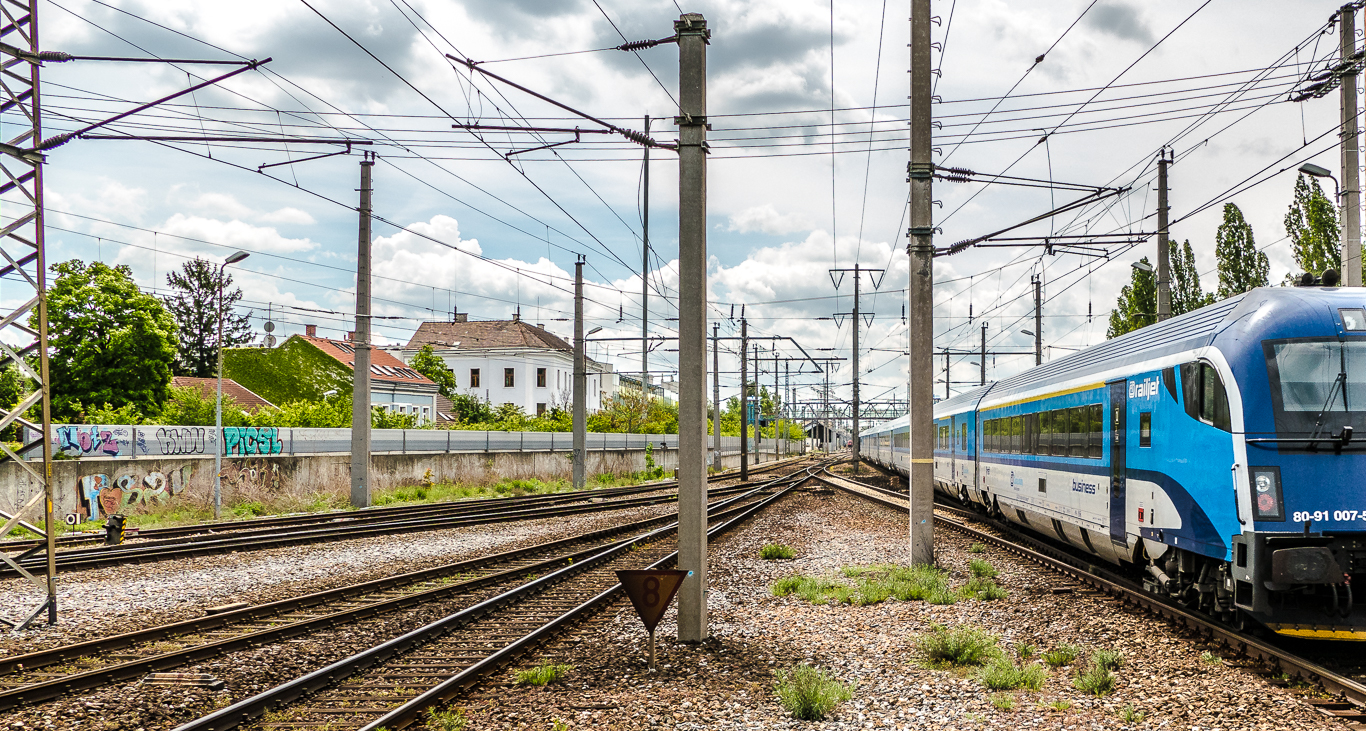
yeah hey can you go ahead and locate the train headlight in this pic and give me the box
[1250,467,1284,522]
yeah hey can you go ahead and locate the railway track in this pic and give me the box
[0,457,808,576]
[0,456,806,555]
[816,466,1366,727]
[0,460,823,715]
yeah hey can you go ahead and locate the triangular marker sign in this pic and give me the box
[617,569,687,633]
[863,312,876,327]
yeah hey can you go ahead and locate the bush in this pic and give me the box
[513,662,573,686]
[760,543,796,560]
[969,558,998,579]
[1042,644,1081,667]
[774,664,854,721]
[916,624,1001,667]
[978,656,1047,691]
[1073,663,1116,696]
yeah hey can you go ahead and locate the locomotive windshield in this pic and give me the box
[1264,338,1366,434]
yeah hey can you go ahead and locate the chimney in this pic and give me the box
[347,331,355,341]
[512,309,520,322]
[306,324,317,337]
[454,313,468,323]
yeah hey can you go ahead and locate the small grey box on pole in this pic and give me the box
[1342,4,1363,287]
[907,0,936,566]
[573,258,586,490]
[351,152,374,508]
[675,11,710,643]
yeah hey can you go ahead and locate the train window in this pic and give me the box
[1182,361,1232,432]
[1052,409,1069,457]
[1024,413,1038,455]
[961,424,967,451]
[1037,410,1052,456]
[1139,411,1152,447]
[1088,404,1103,458]
[989,419,998,452]
[1011,415,1023,453]
[1069,406,1087,458]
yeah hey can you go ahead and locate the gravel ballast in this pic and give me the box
[450,489,1344,730]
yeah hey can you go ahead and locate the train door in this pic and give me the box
[949,415,958,485]
[1107,380,1127,544]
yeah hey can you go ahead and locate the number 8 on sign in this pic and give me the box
[616,569,688,670]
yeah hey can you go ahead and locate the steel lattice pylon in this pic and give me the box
[0,0,58,631]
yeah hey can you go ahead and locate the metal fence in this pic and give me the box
[49,425,798,459]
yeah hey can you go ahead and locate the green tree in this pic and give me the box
[409,344,456,398]
[1107,257,1156,339]
[1170,239,1215,315]
[163,257,252,378]
[156,385,249,426]
[1283,173,1341,278]
[41,260,179,419]
[450,392,495,424]
[1215,203,1269,299]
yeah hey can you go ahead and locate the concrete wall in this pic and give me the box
[0,443,802,523]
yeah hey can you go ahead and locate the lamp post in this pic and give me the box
[1299,162,1341,201]
[215,250,250,520]
[1131,260,1153,273]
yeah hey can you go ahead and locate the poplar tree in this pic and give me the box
[1107,257,1156,338]
[1215,203,1269,299]
[1170,239,1214,315]
[1283,173,1340,278]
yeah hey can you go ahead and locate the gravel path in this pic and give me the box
[450,488,1345,731]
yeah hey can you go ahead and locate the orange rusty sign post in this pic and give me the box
[616,569,688,670]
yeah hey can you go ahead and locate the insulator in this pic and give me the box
[37,132,75,150]
[617,127,657,147]
[37,51,72,62]
[617,39,659,52]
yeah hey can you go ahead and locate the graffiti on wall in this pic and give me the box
[76,465,195,521]
[223,427,283,456]
[220,458,282,493]
[153,427,210,456]
[57,426,131,458]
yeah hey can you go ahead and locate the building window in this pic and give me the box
[536,402,547,416]
[470,368,480,388]
[537,367,547,388]
[504,367,515,387]
[1139,411,1152,447]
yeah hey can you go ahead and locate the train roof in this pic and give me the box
[933,384,993,417]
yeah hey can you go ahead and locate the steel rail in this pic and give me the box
[0,455,807,553]
[0,483,784,712]
[818,469,1366,718]
[171,462,823,731]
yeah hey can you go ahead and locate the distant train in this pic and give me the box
[861,286,1366,639]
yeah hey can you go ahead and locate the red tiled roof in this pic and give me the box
[299,335,438,386]
[171,376,275,412]
[434,393,458,422]
[405,319,573,352]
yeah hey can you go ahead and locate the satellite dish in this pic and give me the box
[264,321,275,333]
[265,334,278,348]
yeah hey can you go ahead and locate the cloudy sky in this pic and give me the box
[18,0,1356,415]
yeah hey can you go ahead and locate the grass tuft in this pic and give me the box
[989,692,1016,711]
[771,575,853,605]
[1119,703,1144,723]
[1200,650,1223,666]
[968,542,986,554]
[513,661,573,686]
[1045,699,1072,712]
[969,558,998,579]
[1041,643,1082,668]
[916,624,1001,667]
[424,707,468,731]
[1073,662,1116,696]
[773,664,854,721]
[1091,649,1124,672]
[978,656,1047,691]
[760,543,796,560]
[1015,643,1037,661]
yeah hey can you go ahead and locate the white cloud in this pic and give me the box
[158,215,320,255]
[725,204,813,235]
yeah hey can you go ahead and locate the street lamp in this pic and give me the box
[214,250,249,520]
[1298,163,1340,200]
[1131,260,1153,273]
[1020,329,1035,337]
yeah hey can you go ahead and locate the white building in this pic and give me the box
[396,316,615,417]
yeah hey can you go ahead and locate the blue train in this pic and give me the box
[860,286,1366,638]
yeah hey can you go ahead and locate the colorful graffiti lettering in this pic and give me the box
[57,426,128,457]
[221,458,282,493]
[155,427,209,456]
[77,465,194,521]
[223,427,283,456]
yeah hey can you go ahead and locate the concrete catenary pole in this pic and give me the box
[350,152,374,508]
[943,349,950,400]
[1033,275,1042,366]
[573,259,586,490]
[1156,151,1172,320]
[852,262,861,470]
[753,343,762,462]
[675,11,710,643]
[1343,4,1363,287]
[907,0,935,565]
[712,322,721,470]
[739,317,748,480]
[642,114,651,389]
[980,322,988,386]
[773,346,779,459]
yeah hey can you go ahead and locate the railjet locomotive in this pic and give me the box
[861,287,1366,638]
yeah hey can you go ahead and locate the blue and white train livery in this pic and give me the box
[860,286,1366,639]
